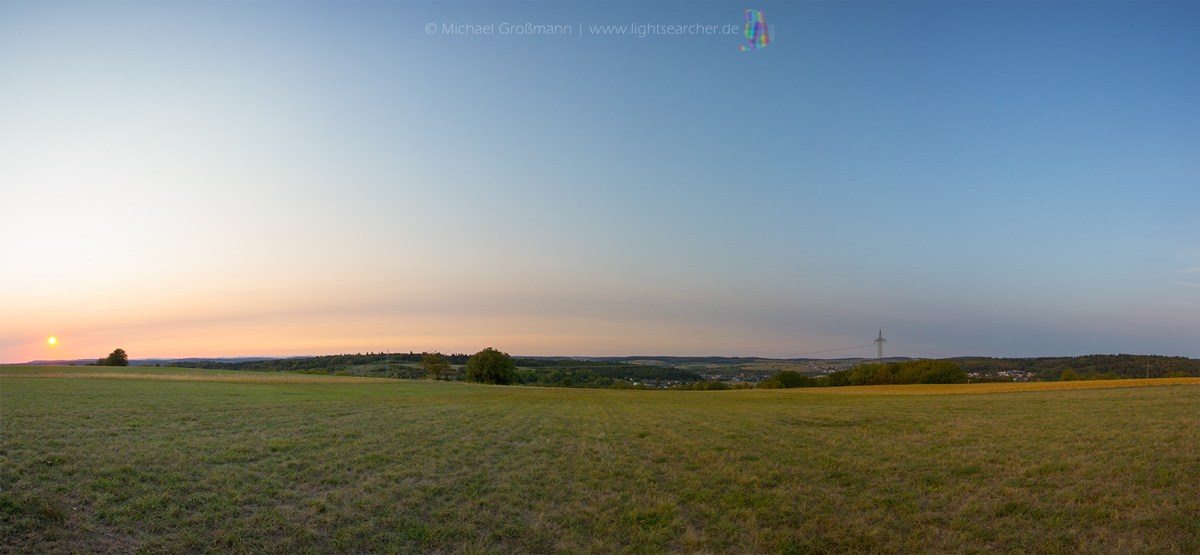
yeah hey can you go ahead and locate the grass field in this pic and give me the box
[0,365,396,385]
[2,367,1197,554]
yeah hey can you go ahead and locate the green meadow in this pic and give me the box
[2,367,1197,554]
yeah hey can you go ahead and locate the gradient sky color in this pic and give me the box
[2,1,1198,364]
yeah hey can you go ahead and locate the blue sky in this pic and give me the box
[1,1,1197,362]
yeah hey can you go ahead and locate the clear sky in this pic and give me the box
[2,1,1197,363]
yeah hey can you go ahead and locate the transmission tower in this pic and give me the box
[874,330,886,362]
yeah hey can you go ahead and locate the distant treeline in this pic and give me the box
[758,360,968,389]
[515,365,702,387]
[512,358,634,369]
[951,355,1197,381]
[827,360,966,386]
[173,353,471,371]
[533,356,767,366]
[171,352,701,385]
[168,352,1195,387]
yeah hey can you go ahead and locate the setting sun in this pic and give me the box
[47,337,56,345]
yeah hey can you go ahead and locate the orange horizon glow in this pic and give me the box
[2,309,857,364]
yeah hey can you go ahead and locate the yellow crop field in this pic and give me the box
[772,377,1200,395]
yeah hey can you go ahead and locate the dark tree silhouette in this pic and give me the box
[465,348,516,385]
[102,348,129,367]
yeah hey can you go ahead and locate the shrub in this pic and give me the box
[775,370,811,388]
[827,370,852,387]
[465,348,516,385]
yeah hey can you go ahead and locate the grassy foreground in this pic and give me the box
[2,367,1197,554]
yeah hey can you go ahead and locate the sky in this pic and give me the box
[1,0,1197,363]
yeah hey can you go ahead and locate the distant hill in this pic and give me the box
[16,359,101,366]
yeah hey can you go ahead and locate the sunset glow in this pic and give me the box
[1,1,1196,364]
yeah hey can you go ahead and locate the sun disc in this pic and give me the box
[48,337,57,345]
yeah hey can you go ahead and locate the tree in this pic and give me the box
[421,352,451,380]
[465,347,516,385]
[759,370,813,389]
[827,369,852,387]
[774,370,810,388]
[103,348,129,367]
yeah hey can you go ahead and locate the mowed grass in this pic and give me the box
[2,367,1197,554]
[0,365,396,384]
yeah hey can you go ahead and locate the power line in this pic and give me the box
[779,343,876,359]
[885,330,982,354]
[885,344,948,358]
[659,329,872,352]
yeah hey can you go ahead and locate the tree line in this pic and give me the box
[755,360,968,389]
[173,352,473,372]
[953,354,1197,381]
[167,349,1194,388]
[171,350,700,386]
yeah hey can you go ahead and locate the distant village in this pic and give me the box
[967,370,1033,382]
[624,361,1038,388]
